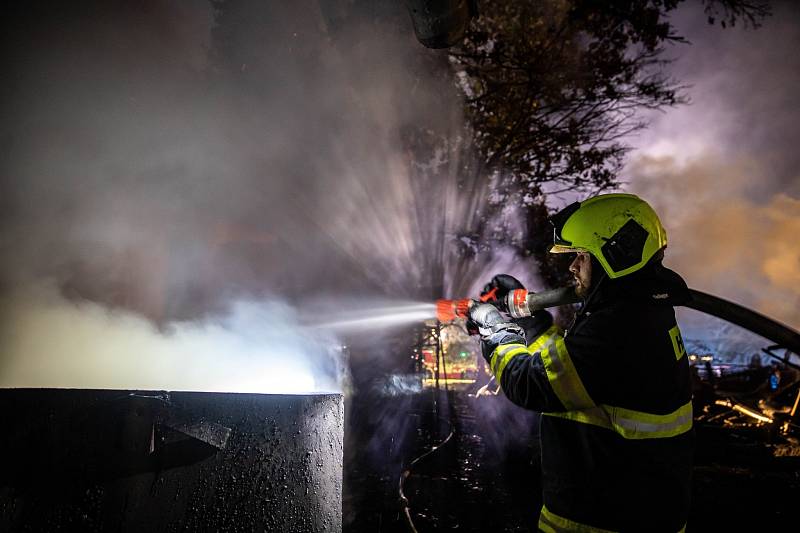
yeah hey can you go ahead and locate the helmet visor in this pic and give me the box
[549,244,585,254]
[549,201,581,247]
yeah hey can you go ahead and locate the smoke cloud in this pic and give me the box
[0,281,345,393]
[0,1,525,392]
[629,154,800,330]
[625,2,800,336]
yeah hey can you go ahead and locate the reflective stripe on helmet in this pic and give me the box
[538,505,617,533]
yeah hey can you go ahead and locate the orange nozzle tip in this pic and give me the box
[436,299,471,322]
[455,299,470,319]
[436,299,456,322]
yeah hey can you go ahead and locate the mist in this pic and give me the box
[0,281,345,393]
[0,1,533,393]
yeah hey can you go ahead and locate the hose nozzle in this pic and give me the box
[436,287,580,322]
[436,298,472,322]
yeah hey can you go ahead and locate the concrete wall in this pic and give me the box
[0,389,343,532]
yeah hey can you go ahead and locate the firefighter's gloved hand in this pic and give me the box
[481,274,525,311]
[468,301,525,340]
[468,303,526,363]
[467,303,503,336]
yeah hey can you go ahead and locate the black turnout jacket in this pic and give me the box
[484,262,694,532]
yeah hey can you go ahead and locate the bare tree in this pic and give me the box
[450,0,770,196]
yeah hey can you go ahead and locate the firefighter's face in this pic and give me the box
[569,252,592,297]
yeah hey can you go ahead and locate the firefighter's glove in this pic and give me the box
[467,303,503,336]
[467,303,525,350]
[468,303,525,364]
[480,274,525,312]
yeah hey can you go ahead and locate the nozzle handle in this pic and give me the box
[508,287,580,317]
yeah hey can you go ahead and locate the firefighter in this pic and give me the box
[468,193,693,532]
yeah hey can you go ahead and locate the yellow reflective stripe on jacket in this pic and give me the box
[491,326,595,410]
[528,324,561,351]
[490,343,528,382]
[544,405,611,430]
[539,335,595,410]
[545,400,693,440]
[492,326,693,440]
[538,505,617,533]
[539,505,687,533]
[490,325,561,382]
[609,400,693,439]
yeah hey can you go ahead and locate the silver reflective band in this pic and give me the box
[546,400,693,440]
[608,401,693,439]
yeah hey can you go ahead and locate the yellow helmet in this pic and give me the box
[549,193,667,279]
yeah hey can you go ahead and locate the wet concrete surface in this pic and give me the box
[0,389,343,532]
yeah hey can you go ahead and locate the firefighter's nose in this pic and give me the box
[569,255,580,275]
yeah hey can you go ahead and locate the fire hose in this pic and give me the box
[410,286,800,531]
[435,287,800,356]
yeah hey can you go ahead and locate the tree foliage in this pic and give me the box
[447,0,769,297]
[451,0,769,196]
[703,0,771,28]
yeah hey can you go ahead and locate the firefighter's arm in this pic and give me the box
[484,313,608,413]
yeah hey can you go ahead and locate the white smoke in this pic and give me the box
[0,1,510,392]
[625,3,800,336]
[0,281,345,393]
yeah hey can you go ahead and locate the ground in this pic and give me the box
[343,387,800,532]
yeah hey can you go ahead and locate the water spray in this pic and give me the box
[314,303,437,331]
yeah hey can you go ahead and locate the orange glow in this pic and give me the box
[715,399,773,424]
[790,388,800,418]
